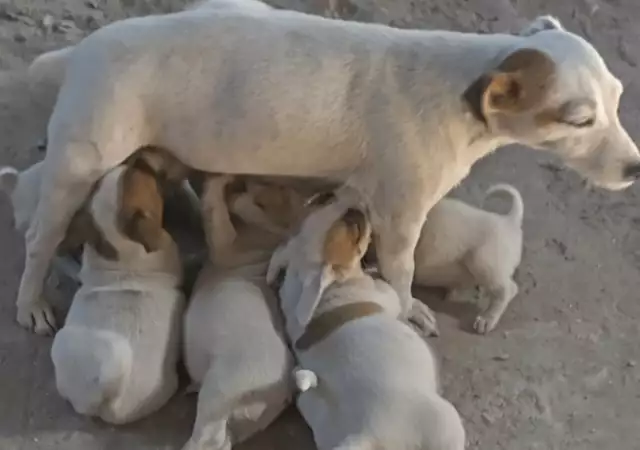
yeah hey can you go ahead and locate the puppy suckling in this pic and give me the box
[267,198,465,450]
[412,184,524,334]
[49,153,185,424]
[182,175,313,450]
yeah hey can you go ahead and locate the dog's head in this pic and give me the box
[0,162,44,235]
[70,155,168,262]
[266,199,372,328]
[464,15,640,190]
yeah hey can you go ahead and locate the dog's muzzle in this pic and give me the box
[622,162,640,181]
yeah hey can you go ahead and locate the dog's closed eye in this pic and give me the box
[557,99,596,128]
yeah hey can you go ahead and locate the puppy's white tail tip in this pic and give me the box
[484,183,524,227]
[294,369,318,392]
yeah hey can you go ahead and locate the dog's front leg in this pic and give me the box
[16,141,108,335]
[373,212,439,337]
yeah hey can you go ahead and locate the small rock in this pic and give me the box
[13,33,26,43]
[41,14,55,31]
[85,0,99,8]
[626,360,637,368]
[481,412,495,425]
[493,354,510,361]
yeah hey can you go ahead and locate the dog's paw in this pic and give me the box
[408,300,439,337]
[473,314,498,335]
[17,302,57,335]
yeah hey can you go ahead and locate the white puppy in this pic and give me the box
[412,184,524,334]
[182,175,313,450]
[267,198,465,450]
[50,154,185,424]
[17,12,640,337]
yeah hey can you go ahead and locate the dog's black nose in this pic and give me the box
[623,162,640,180]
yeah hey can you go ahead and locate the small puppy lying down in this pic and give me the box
[50,154,185,424]
[267,198,466,450]
[413,184,524,334]
[182,175,311,450]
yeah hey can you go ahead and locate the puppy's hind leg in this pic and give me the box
[466,250,519,334]
[16,140,110,335]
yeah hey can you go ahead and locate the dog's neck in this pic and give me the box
[79,236,182,288]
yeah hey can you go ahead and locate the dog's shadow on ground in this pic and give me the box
[413,286,484,335]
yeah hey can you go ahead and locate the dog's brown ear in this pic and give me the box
[119,161,164,253]
[64,208,119,261]
[323,208,369,270]
[463,48,556,123]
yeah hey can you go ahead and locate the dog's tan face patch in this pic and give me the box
[65,206,119,261]
[322,208,368,272]
[464,48,556,122]
[118,158,164,253]
[250,184,302,228]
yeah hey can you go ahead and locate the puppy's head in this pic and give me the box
[0,162,44,235]
[464,15,640,190]
[267,200,371,327]
[72,156,166,261]
[229,180,312,234]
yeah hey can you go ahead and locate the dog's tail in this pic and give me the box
[293,368,318,392]
[484,184,524,227]
[50,327,131,417]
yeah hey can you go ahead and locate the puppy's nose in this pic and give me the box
[623,162,640,180]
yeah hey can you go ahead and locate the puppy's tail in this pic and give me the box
[484,184,524,227]
[50,327,131,417]
[293,368,318,392]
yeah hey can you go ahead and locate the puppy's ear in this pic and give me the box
[463,48,556,123]
[518,15,565,37]
[266,243,290,285]
[119,163,164,253]
[323,208,369,271]
[0,167,19,195]
[296,264,335,327]
[65,208,119,261]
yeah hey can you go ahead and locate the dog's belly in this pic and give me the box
[413,261,473,288]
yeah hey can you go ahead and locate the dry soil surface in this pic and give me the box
[1,0,640,449]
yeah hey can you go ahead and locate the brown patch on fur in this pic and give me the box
[118,155,165,253]
[295,301,384,350]
[323,208,367,271]
[464,48,556,122]
[63,195,119,261]
[251,184,297,228]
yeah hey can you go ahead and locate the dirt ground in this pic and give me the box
[1,0,640,449]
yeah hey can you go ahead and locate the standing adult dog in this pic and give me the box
[17,11,640,335]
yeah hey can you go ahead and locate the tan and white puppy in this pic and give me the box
[17,13,640,338]
[182,175,314,450]
[412,184,524,334]
[49,155,185,424]
[267,199,465,450]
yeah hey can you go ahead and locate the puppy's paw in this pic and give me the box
[408,300,439,337]
[473,314,499,335]
[17,301,57,335]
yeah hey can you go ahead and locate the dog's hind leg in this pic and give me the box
[15,140,116,334]
[466,250,519,334]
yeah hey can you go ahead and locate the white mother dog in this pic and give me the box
[50,154,185,424]
[18,10,640,335]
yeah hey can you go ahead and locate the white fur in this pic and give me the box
[182,176,310,450]
[50,166,185,424]
[270,199,465,450]
[413,184,524,334]
[17,13,640,336]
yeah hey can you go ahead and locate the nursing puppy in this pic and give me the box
[182,175,312,450]
[412,184,524,334]
[267,199,465,450]
[50,154,185,424]
[17,13,640,337]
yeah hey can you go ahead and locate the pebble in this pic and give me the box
[493,354,510,361]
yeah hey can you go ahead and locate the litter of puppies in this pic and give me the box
[1,0,638,448]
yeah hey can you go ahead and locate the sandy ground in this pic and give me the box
[1,0,640,449]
